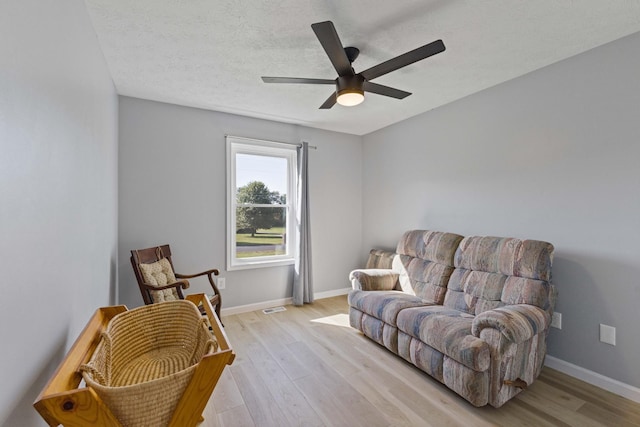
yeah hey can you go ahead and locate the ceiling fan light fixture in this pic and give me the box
[337,89,364,106]
[336,75,365,107]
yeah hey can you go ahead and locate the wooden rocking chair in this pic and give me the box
[130,244,222,321]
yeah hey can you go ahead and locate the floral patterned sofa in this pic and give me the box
[348,230,556,407]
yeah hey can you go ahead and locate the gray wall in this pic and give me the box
[362,31,640,388]
[0,0,118,425]
[118,97,362,310]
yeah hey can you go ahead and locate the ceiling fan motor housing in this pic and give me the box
[337,75,364,97]
[344,46,360,63]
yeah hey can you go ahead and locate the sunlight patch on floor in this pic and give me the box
[310,313,351,328]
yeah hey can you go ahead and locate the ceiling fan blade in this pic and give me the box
[262,77,335,84]
[311,21,354,77]
[363,81,411,99]
[319,92,337,109]
[360,39,445,81]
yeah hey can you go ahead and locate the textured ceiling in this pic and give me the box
[85,0,640,135]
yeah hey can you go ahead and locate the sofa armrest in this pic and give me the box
[472,304,550,344]
[349,269,399,291]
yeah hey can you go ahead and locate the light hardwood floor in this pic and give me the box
[202,295,640,427]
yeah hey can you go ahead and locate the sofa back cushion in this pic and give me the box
[365,249,396,269]
[393,230,464,303]
[444,236,554,316]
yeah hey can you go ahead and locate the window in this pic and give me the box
[226,136,297,270]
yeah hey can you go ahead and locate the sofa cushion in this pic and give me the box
[444,236,555,315]
[444,268,506,315]
[365,249,396,269]
[396,230,463,265]
[394,230,463,303]
[454,236,553,281]
[348,290,430,326]
[396,306,490,372]
[394,255,454,303]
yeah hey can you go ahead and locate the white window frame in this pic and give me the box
[226,136,297,270]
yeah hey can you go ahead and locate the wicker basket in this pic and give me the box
[80,300,217,427]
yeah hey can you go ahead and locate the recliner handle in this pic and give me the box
[504,378,528,389]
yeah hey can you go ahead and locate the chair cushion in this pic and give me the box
[139,258,180,303]
[348,290,431,326]
[396,306,490,372]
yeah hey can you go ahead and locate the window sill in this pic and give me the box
[227,258,295,271]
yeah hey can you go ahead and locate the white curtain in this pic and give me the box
[293,142,313,305]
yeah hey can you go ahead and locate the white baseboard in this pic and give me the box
[545,355,640,403]
[221,297,293,316]
[314,287,351,299]
[220,287,351,316]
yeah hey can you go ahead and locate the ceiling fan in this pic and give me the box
[261,21,445,109]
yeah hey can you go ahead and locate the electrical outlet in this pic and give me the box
[217,277,226,290]
[551,312,562,329]
[600,324,616,346]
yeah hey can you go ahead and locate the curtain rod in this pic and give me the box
[225,134,317,150]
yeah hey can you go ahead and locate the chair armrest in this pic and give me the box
[176,269,221,295]
[140,279,190,292]
[349,269,399,291]
[472,304,550,344]
[175,268,219,279]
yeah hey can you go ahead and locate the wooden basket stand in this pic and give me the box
[33,294,234,427]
